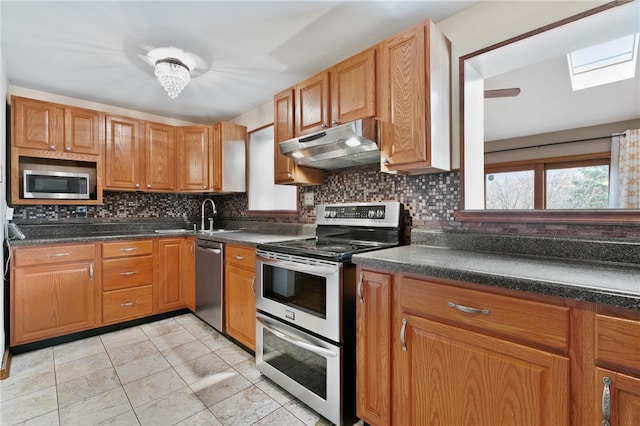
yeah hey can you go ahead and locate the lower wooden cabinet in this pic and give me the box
[356,270,392,425]
[156,238,187,313]
[224,244,256,350]
[10,243,98,346]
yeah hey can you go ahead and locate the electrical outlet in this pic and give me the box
[304,191,314,206]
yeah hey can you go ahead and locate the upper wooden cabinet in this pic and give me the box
[12,96,102,155]
[295,71,331,136]
[330,47,377,126]
[378,19,451,174]
[273,88,323,185]
[104,114,144,191]
[211,122,247,193]
[145,122,176,191]
[178,126,211,192]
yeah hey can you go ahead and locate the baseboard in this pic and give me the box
[0,348,11,380]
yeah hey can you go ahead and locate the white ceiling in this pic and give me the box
[1,0,480,125]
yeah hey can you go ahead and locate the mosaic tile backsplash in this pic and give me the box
[12,163,640,240]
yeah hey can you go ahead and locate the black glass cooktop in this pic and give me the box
[258,237,396,262]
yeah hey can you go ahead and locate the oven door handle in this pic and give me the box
[257,317,338,358]
[257,255,337,276]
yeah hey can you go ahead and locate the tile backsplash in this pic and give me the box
[12,163,640,240]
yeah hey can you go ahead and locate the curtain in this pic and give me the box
[616,129,640,208]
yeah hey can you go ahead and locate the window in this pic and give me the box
[567,33,639,91]
[247,125,297,212]
[485,156,610,210]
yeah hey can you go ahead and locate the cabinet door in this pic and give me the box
[64,107,102,154]
[295,71,330,136]
[178,126,210,191]
[595,368,640,426]
[211,123,223,191]
[273,88,323,185]
[395,314,570,426]
[378,23,427,169]
[156,238,186,312]
[105,115,143,190]
[331,48,376,125]
[13,97,64,151]
[145,122,176,191]
[11,262,96,346]
[356,270,392,426]
[225,264,256,350]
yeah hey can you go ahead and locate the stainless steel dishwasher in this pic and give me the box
[195,239,224,332]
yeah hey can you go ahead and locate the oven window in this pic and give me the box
[263,328,327,399]
[263,265,327,319]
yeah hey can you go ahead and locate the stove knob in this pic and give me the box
[324,210,331,219]
[367,210,375,219]
[376,210,384,218]
[330,210,337,218]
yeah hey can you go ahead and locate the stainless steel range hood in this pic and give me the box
[279,118,379,169]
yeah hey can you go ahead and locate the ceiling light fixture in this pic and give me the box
[154,57,191,99]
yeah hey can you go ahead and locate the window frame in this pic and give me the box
[484,152,611,210]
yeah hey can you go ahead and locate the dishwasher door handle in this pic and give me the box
[197,246,222,255]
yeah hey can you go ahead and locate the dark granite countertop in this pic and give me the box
[352,230,640,311]
[8,219,314,248]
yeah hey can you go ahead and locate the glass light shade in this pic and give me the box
[154,58,190,99]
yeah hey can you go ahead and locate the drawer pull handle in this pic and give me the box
[448,301,490,316]
[235,255,245,260]
[120,271,138,276]
[90,263,94,280]
[47,252,70,257]
[120,247,138,252]
[252,277,256,293]
[602,376,611,426]
[357,272,364,305]
[400,318,407,352]
[120,301,138,307]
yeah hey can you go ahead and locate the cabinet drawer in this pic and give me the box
[226,245,255,270]
[102,256,153,291]
[103,285,153,324]
[595,314,640,373]
[13,243,96,267]
[401,277,570,353]
[102,240,153,258]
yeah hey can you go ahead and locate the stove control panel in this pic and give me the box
[322,205,385,220]
[317,202,401,227]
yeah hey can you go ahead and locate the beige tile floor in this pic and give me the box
[1,313,357,426]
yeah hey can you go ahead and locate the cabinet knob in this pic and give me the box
[49,145,56,150]
[322,123,327,129]
[332,120,338,126]
[135,183,140,188]
[146,184,152,188]
[65,146,71,152]
[287,173,292,178]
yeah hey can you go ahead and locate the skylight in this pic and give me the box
[567,33,639,91]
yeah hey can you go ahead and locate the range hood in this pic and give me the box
[279,118,379,169]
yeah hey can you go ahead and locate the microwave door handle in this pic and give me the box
[257,255,336,276]
[257,317,337,358]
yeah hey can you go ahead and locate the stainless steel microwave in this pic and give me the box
[23,170,90,200]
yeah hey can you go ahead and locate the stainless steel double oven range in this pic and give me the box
[255,202,404,426]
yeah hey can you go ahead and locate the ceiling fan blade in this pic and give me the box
[484,88,521,98]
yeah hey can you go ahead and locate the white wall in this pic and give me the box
[231,100,272,132]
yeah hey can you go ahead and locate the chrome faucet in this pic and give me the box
[201,198,217,230]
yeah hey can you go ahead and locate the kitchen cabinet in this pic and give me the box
[104,114,144,190]
[224,244,256,350]
[378,19,451,174]
[12,96,102,155]
[178,126,211,192]
[273,88,323,185]
[211,122,247,193]
[295,71,331,136]
[593,314,640,426]
[101,240,154,324]
[330,47,377,126]
[156,238,187,313]
[394,276,570,425]
[10,243,99,346]
[185,238,196,312]
[355,269,392,426]
[144,122,176,191]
